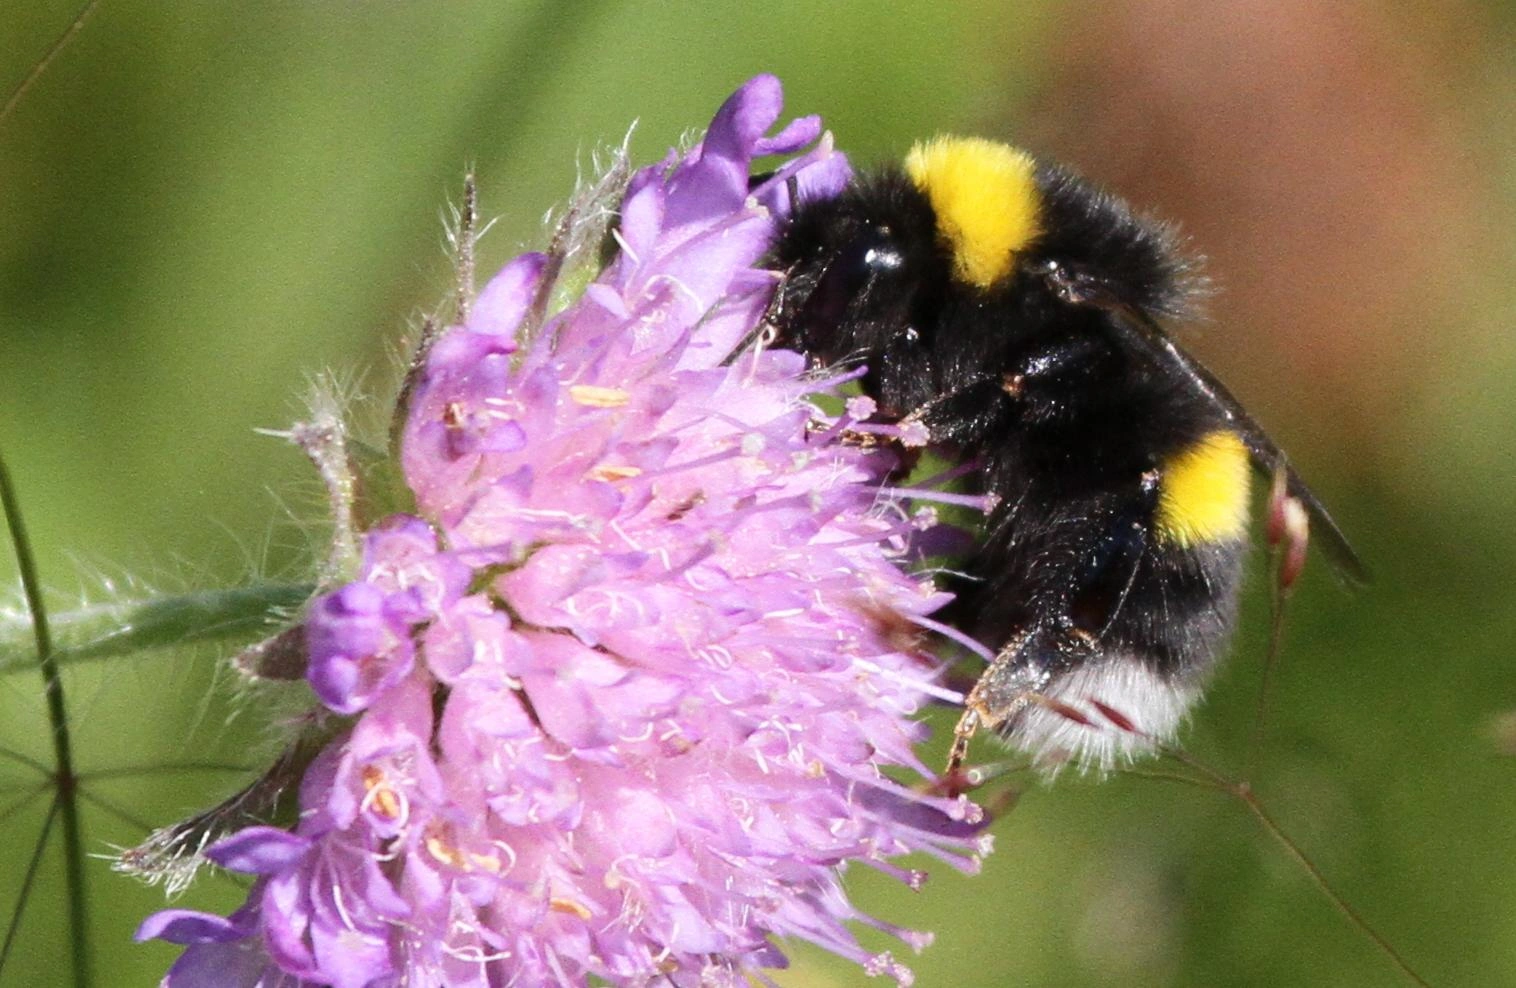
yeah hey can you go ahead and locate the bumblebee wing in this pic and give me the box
[1111,303,1365,584]
[1044,265,1366,584]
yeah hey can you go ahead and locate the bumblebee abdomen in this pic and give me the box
[961,481,1248,770]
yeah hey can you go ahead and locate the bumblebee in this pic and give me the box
[769,137,1362,771]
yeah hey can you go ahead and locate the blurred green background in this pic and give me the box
[3,2,1514,985]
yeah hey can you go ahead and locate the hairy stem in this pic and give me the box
[0,583,314,675]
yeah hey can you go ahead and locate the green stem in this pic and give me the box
[0,583,314,674]
[0,453,89,986]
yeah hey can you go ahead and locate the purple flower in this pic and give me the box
[305,517,472,714]
[140,74,986,987]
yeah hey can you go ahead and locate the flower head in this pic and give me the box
[139,75,986,987]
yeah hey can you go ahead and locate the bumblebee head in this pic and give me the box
[768,163,948,414]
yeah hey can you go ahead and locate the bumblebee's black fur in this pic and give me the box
[767,150,1357,767]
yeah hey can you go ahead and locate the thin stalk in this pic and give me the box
[1246,541,1291,776]
[0,453,90,984]
[0,794,60,975]
[1159,747,1430,988]
[0,0,103,130]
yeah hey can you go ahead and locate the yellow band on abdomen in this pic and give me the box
[1156,430,1251,546]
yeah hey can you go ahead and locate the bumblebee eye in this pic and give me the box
[794,225,905,336]
[831,229,879,279]
[829,224,904,292]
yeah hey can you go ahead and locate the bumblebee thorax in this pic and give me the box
[904,136,1042,290]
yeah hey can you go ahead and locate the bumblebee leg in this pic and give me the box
[946,629,1054,774]
[902,374,1012,445]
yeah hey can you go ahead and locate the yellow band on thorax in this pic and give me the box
[904,137,1042,289]
[1155,430,1251,546]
